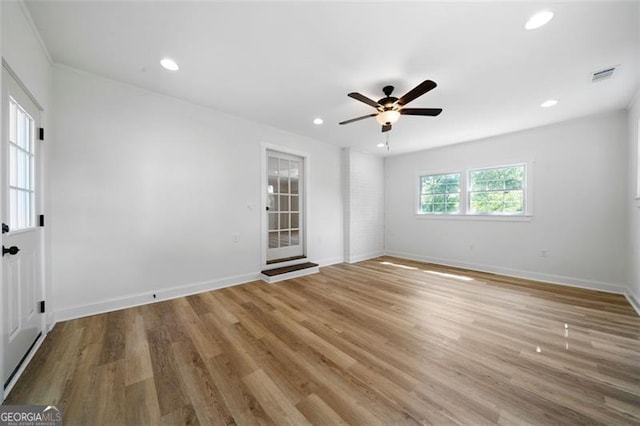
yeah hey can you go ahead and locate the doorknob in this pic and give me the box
[2,246,20,256]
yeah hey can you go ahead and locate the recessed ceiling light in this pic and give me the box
[525,10,554,30]
[160,58,179,71]
[377,143,385,148]
[541,99,558,108]
[313,118,324,125]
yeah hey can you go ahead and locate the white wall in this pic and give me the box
[385,110,629,293]
[1,1,51,106]
[51,66,343,320]
[342,148,384,263]
[628,96,640,311]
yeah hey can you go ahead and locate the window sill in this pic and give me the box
[415,214,533,222]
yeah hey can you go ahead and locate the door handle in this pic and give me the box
[2,246,20,256]
[2,223,8,234]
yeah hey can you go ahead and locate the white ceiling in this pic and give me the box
[24,1,639,156]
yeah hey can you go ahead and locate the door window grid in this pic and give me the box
[8,97,35,231]
[267,157,301,249]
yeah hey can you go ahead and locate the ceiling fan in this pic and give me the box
[339,79,443,132]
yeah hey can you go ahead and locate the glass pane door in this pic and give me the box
[266,151,304,262]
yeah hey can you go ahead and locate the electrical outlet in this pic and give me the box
[233,234,239,243]
[540,249,548,258]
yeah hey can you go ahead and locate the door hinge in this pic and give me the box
[39,128,44,141]
[39,300,45,313]
[39,214,44,227]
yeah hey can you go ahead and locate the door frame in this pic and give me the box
[1,61,47,399]
[260,143,309,270]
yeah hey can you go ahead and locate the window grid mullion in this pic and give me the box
[422,165,525,216]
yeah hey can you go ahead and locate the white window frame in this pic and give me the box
[416,171,462,215]
[416,160,534,221]
[467,163,527,216]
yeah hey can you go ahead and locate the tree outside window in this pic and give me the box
[419,173,461,214]
[468,165,525,215]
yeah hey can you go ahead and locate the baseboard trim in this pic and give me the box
[315,256,344,267]
[345,251,384,264]
[384,250,629,295]
[54,272,260,322]
[625,290,640,317]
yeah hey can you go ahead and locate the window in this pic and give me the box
[417,163,530,218]
[419,173,461,214]
[468,164,525,215]
[8,96,35,231]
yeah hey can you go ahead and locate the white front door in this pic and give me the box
[266,150,304,262]
[2,67,43,390]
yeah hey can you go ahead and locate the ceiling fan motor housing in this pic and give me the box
[379,86,399,110]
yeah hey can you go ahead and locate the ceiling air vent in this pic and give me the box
[591,67,616,83]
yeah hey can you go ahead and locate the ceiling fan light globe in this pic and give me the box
[376,110,400,125]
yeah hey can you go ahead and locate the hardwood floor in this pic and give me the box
[5,256,640,425]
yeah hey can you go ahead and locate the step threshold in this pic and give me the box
[260,262,319,284]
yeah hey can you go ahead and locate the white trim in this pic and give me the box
[384,250,628,295]
[54,272,259,322]
[315,256,344,267]
[627,89,640,111]
[415,214,533,222]
[17,0,54,65]
[636,119,640,199]
[3,333,45,400]
[626,290,640,317]
[260,142,310,164]
[2,61,43,111]
[345,251,384,264]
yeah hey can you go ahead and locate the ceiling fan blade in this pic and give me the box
[381,124,392,132]
[397,80,437,106]
[400,108,443,116]
[339,113,377,125]
[348,92,382,108]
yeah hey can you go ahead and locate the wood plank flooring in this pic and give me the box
[5,256,640,425]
